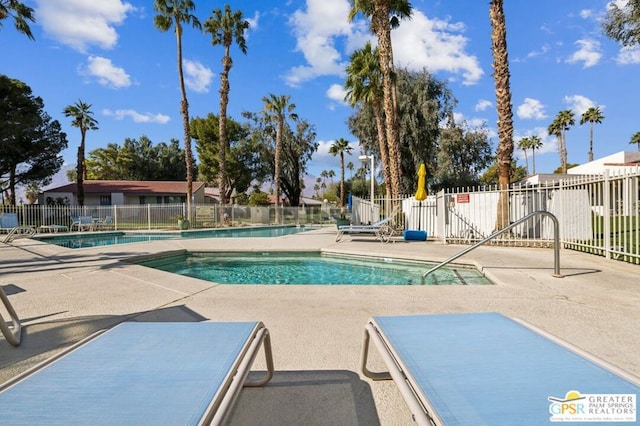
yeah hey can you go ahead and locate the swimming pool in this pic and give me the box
[139,251,493,286]
[35,225,318,249]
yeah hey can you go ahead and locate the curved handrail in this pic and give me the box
[422,211,563,284]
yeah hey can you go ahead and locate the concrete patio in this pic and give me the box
[1,227,639,425]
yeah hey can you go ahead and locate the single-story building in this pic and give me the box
[40,180,207,205]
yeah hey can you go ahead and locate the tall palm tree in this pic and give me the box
[547,120,563,172]
[630,131,640,151]
[344,42,392,198]
[204,5,249,205]
[329,138,352,207]
[346,161,354,179]
[580,106,605,162]
[489,0,514,230]
[153,0,201,219]
[0,0,35,39]
[549,110,575,174]
[348,0,412,200]
[261,94,297,224]
[517,137,531,175]
[529,135,543,174]
[64,100,98,207]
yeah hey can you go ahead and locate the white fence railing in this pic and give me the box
[2,168,639,264]
[0,203,341,231]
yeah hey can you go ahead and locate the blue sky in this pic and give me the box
[2,0,639,190]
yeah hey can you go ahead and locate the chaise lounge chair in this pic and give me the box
[0,213,36,243]
[0,321,274,425]
[361,312,640,425]
[336,206,402,243]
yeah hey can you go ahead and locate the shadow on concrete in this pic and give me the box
[0,305,207,383]
[231,370,380,426]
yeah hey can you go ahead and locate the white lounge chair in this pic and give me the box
[0,321,274,425]
[336,205,402,243]
[361,312,640,425]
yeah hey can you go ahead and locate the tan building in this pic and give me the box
[40,181,207,205]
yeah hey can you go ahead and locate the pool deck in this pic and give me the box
[1,227,639,425]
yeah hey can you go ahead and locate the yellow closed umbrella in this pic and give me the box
[414,163,427,231]
[415,163,427,201]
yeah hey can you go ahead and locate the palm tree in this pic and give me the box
[529,135,543,174]
[549,110,575,174]
[547,120,562,172]
[348,0,412,200]
[630,132,640,151]
[153,0,201,220]
[64,100,98,207]
[580,106,605,162]
[346,161,354,179]
[261,94,297,224]
[204,5,249,205]
[24,183,39,204]
[344,42,392,198]
[489,0,514,230]
[329,138,352,207]
[517,137,531,175]
[0,0,35,39]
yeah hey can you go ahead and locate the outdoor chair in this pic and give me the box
[0,213,36,243]
[361,312,640,425]
[336,205,403,243]
[0,321,274,425]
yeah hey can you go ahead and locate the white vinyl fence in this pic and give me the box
[2,167,639,264]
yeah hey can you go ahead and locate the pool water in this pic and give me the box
[35,225,318,249]
[139,252,492,286]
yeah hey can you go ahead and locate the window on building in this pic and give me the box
[100,195,112,206]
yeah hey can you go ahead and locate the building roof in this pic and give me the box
[45,180,206,195]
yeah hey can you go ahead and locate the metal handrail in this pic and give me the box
[422,211,563,283]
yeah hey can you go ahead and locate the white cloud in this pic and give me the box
[285,2,482,87]
[566,39,602,68]
[579,9,593,19]
[525,44,551,59]
[82,56,131,89]
[616,46,640,64]
[326,83,347,105]
[563,95,597,116]
[102,109,170,124]
[35,0,135,53]
[392,10,483,85]
[183,59,214,93]
[517,98,547,120]
[285,0,352,86]
[246,11,260,31]
[475,99,492,112]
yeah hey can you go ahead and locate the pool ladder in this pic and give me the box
[421,211,563,284]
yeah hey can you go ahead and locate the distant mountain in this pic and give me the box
[13,164,74,204]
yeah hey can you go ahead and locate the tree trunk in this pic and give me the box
[373,1,402,199]
[219,50,232,206]
[176,23,193,219]
[490,0,514,231]
[274,118,283,224]
[373,97,392,199]
[589,123,594,162]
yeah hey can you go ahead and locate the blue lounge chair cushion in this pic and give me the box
[0,322,266,425]
[368,313,639,425]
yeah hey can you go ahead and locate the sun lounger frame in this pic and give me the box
[361,313,640,426]
[0,286,21,346]
[0,321,274,425]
